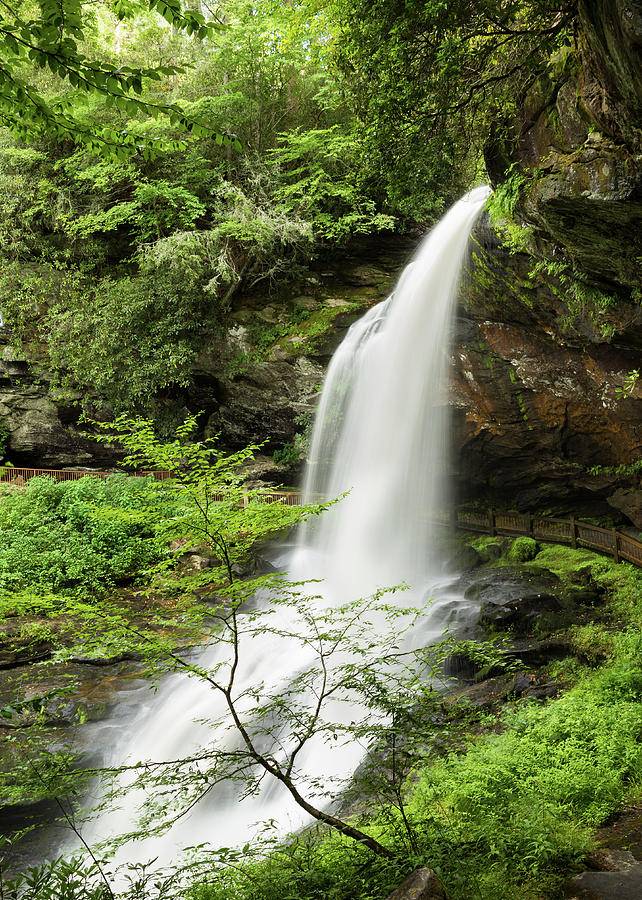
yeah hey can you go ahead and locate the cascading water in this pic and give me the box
[81,186,490,873]
[291,185,491,603]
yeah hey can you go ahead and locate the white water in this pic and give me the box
[82,186,490,872]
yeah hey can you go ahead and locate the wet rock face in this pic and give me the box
[577,0,642,145]
[454,0,642,524]
[450,221,642,522]
[454,567,572,637]
[0,345,115,468]
[488,2,642,296]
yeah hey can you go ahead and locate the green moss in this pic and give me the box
[469,535,507,563]
[463,338,498,374]
[515,390,533,428]
[227,298,367,377]
[285,303,360,355]
[528,545,612,581]
[507,536,538,562]
[466,245,536,318]
[529,259,621,342]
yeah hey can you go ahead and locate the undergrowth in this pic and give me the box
[0,475,172,594]
[185,543,642,900]
[4,534,642,900]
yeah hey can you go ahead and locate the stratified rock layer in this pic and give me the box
[450,219,642,522]
[451,1,642,524]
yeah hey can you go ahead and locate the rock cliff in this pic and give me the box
[452,0,642,525]
[0,343,115,468]
[0,244,408,480]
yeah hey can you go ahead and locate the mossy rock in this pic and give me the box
[507,537,539,562]
[470,535,509,563]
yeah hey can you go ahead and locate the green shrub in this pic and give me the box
[272,442,301,467]
[507,536,538,562]
[0,475,171,592]
[470,535,506,563]
[0,419,10,459]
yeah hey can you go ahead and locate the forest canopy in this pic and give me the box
[0,0,576,410]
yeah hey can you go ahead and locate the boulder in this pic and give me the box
[385,867,448,900]
[478,589,563,633]
[177,553,214,576]
[456,568,567,636]
[563,852,642,899]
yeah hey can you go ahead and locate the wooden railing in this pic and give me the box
[2,469,640,570]
[455,506,642,568]
[249,497,642,569]
[0,466,172,484]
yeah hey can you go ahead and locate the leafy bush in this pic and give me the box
[0,476,169,592]
[272,125,396,242]
[45,271,208,409]
[272,442,300,467]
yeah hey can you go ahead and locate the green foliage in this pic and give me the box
[330,0,574,218]
[588,458,642,478]
[0,417,10,459]
[18,621,56,645]
[484,166,623,338]
[615,369,640,399]
[487,166,529,220]
[506,536,538,562]
[272,442,301,467]
[485,167,535,253]
[86,413,330,584]
[529,259,621,341]
[0,475,168,592]
[469,535,506,564]
[1,854,114,900]
[273,409,316,467]
[272,125,396,241]
[410,672,642,885]
[3,501,642,898]
[65,180,207,242]
[0,0,401,410]
[44,271,210,408]
[571,622,615,665]
[0,0,227,155]
[228,302,359,378]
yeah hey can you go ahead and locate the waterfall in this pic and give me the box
[291,185,491,603]
[80,186,490,874]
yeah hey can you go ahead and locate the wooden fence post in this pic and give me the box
[242,487,249,510]
[570,516,577,549]
[612,528,620,563]
[488,507,496,537]
[525,512,532,536]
